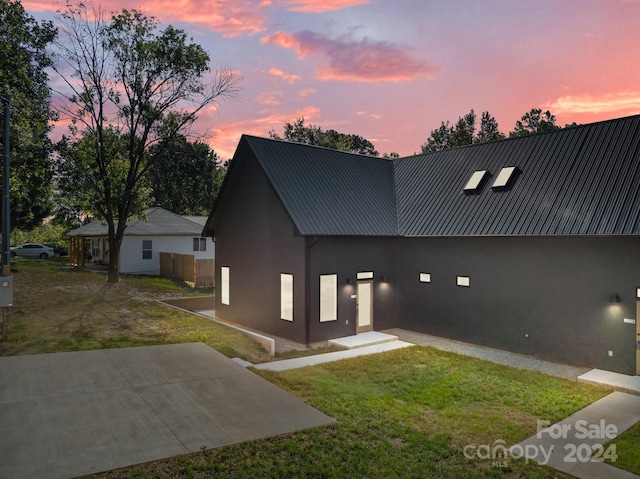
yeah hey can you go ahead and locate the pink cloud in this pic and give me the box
[268,67,302,83]
[204,106,321,159]
[261,30,439,82]
[298,88,317,97]
[282,0,368,12]
[24,0,268,38]
[256,90,284,105]
[543,92,640,115]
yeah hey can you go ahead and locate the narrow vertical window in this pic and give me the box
[320,274,337,322]
[142,240,152,260]
[221,267,230,305]
[281,273,294,321]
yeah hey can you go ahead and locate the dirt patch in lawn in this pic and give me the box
[0,259,271,363]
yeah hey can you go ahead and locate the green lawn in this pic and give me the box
[87,347,614,478]
[604,421,640,475]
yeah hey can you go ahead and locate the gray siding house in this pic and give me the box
[203,115,640,375]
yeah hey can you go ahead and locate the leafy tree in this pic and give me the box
[509,108,560,137]
[147,135,225,215]
[270,118,379,156]
[420,110,504,153]
[52,3,239,282]
[0,0,57,229]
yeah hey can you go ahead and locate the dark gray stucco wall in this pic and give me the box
[307,237,398,343]
[396,236,639,375]
[213,147,307,343]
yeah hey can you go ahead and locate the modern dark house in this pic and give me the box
[203,115,640,376]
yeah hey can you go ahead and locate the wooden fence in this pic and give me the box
[159,252,215,288]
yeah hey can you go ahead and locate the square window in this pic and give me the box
[193,237,207,251]
[457,276,470,287]
[419,273,431,283]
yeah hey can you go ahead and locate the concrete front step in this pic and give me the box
[328,331,398,349]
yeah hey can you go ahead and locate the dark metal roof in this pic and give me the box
[395,114,640,236]
[242,135,397,236]
[205,115,640,238]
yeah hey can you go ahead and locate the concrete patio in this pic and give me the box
[0,343,333,479]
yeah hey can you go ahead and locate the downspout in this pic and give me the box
[305,236,318,347]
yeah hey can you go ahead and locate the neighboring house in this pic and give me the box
[203,115,640,376]
[69,207,214,275]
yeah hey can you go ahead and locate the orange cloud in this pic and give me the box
[261,30,438,82]
[268,68,302,83]
[24,0,268,38]
[282,0,368,12]
[204,106,321,159]
[543,92,640,115]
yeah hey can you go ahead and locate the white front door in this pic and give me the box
[357,280,373,333]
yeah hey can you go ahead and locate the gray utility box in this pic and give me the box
[0,276,12,307]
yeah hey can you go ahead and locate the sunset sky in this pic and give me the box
[24,0,640,159]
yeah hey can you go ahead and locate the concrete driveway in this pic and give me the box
[0,343,334,479]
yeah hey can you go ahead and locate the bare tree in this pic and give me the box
[52,2,240,282]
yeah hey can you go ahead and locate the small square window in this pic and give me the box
[193,237,207,251]
[457,276,470,287]
[419,273,431,283]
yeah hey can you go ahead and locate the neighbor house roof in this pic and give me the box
[68,207,207,237]
[204,114,640,238]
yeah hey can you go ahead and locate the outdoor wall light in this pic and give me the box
[609,294,621,304]
[346,277,352,285]
[380,275,387,282]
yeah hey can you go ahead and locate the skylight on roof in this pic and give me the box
[463,170,488,192]
[492,166,517,189]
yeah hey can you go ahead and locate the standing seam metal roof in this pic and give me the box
[211,115,640,238]
[243,136,397,236]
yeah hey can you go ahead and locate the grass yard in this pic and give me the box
[86,346,613,478]
[604,421,640,475]
[1,258,271,363]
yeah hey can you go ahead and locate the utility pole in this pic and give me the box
[1,96,12,341]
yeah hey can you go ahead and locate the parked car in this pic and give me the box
[10,243,56,259]
[44,243,68,258]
